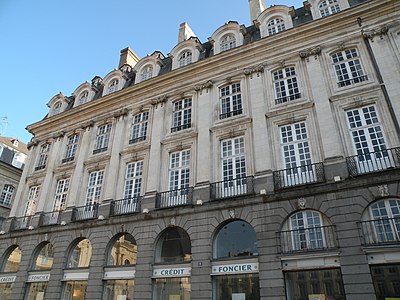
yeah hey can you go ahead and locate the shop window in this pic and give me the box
[107,234,137,266]
[285,268,346,300]
[1,246,21,273]
[155,227,191,264]
[0,283,13,300]
[33,243,54,270]
[153,278,191,300]
[213,274,260,300]
[104,279,135,300]
[62,281,87,300]
[213,220,257,259]
[26,282,48,300]
[67,239,92,269]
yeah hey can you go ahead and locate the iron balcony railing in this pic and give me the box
[10,216,32,231]
[61,156,75,164]
[93,147,108,155]
[275,93,301,105]
[156,187,193,209]
[346,147,400,176]
[129,136,146,144]
[337,75,368,87]
[171,123,191,133]
[273,162,325,190]
[358,217,400,246]
[39,211,61,226]
[219,109,243,120]
[110,197,141,216]
[277,225,338,254]
[210,176,255,200]
[34,165,46,171]
[72,203,99,222]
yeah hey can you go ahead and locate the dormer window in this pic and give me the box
[178,51,193,67]
[267,18,286,35]
[53,102,62,115]
[140,65,153,81]
[220,34,236,52]
[107,79,119,94]
[319,0,341,17]
[79,90,89,105]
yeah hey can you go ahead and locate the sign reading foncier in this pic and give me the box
[212,263,259,275]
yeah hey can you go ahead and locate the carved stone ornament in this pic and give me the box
[297,197,307,209]
[362,25,389,42]
[170,217,176,226]
[81,120,95,130]
[52,130,66,140]
[194,80,213,94]
[151,95,168,108]
[229,210,235,219]
[113,108,129,119]
[377,184,389,197]
[243,64,265,78]
[299,46,321,60]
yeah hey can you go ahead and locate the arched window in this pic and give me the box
[178,51,192,67]
[319,0,341,17]
[155,227,191,264]
[1,246,21,273]
[78,90,89,105]
[107,79,119,94]
[33,243,54,270]
[67,239,92,268]
[213,220,257,259]
[220,34,236,52]
[267,18,286,35]
[140,65,153,81]
[53,102,62,115]
[107,234,137,266]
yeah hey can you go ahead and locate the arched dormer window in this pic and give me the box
[107,78,119,94]
[267,18,286,35]
[67,239,92,268]
[1,246,22,273]
[319,0,341,17]
[78,90,89,105]
[53,102,62,115]
[178,51,192,67]
[220,34,236,52]
[140,65,153,81]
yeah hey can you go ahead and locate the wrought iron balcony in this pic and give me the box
[156,187,193,209]
[110,197,141,216]
[93,147,108,155]
[337,75,368,87]
[34,165,46,171]
[210,176,254,200]
[72,203,99,222]
[39,211,61,226]
[219,109,243,119]
[171,123,191,133]
[346,147,400,176]
[10,216,32,231]
[129,136,146,144]
[358,218,400,246]
[61,156,75,164]
[275,93,301,105]
[273,162,325,190]
[277,225,338,254]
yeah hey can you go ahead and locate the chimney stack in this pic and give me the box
[118,47,140,68]
[178,22,196,43]
[249,0,266,22]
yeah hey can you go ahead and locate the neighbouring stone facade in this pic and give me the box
[1,1,400,299]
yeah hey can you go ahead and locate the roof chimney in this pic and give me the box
[118,47,140,68]
[249,0,266,22]
[178,22,196,43]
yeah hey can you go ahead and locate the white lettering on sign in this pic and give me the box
[27,274,50,282]
[212,262,259,275]
[153,267,191,278]
[0,276,16,283]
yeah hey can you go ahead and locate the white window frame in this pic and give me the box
[171,98,192,133]
[53,102,62,115]
[53,178,70,211]
[123,161,143,200]
[331,48,367,88]
[85,170,104,207]
[220,34,236,52]
[107,79,119,94]
[178,51,192,67]
[130,112,149,144]
[0,184,15,207]
[140,65,153,81]
[368,199,400,243]
[63,134,79,163]
[319,0,341,17]
[78,90,89,105]
[36,144,50,170]
[272,66,301,105]
[219,83,242,119]
[94,124,112,154]
[267,18,286,35]
[25,185,40,217]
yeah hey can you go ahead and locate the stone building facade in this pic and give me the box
[0,0,399,299]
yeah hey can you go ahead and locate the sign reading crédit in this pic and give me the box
[153,267,191,278]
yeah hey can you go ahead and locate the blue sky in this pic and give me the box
[0,0,304,143]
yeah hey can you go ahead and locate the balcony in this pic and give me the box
[277,225,338,254]
[275,93,301,105]
[61,156,74,164]
[337,75,368,87]
[358,218,400,246]
[129,136,146,144]
[10,216,32,231]
[273,162,325,190]
[171,123,191,133]
[93,147,108,155]
[110,197,141,216]
[72,203,99,222]
[39,211,61,226]
[210,176,254,200]
[156,188,193,209]
[34,165,46,171]
[219,109,242,120]
[346,147,400,176]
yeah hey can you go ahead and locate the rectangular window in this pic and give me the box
[279,122,315,186]
[273,67,301,104]
[94,124,112,154]
[35,144,50,170]
[219,83,242,119]
[285,268,345,300]
[370,264,400,299]
[346,105,392,173]
[169,150,190,191]
[124,161,143,199]
[63,134,79,163]
[26,282,48,300]
[53,178,70,211]
[62,281,87,300]
[85,170,104,206]
[213,274,259,300]
[130,112,149,144]
[25,185,40,216]
[171,98,192,132]
[0,185,15,207]
[103,279,135,300]
[153,278,190,300]
[332,48,367,87]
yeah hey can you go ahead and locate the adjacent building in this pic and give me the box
[0,0,399,299]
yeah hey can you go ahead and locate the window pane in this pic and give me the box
[0,283,13,300]
[108,234,137,266]
[213,274,259,300]
[153,278,191,300]
[34,243,54,270]
[155,228,191,263]
[370,264,400,300]
[67,239,92,268]
[62,281,87,300]
[2,246,21,273]
[26,282,48,300]
[104,279,135,300]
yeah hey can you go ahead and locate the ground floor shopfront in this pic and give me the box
[1,180,400,300]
